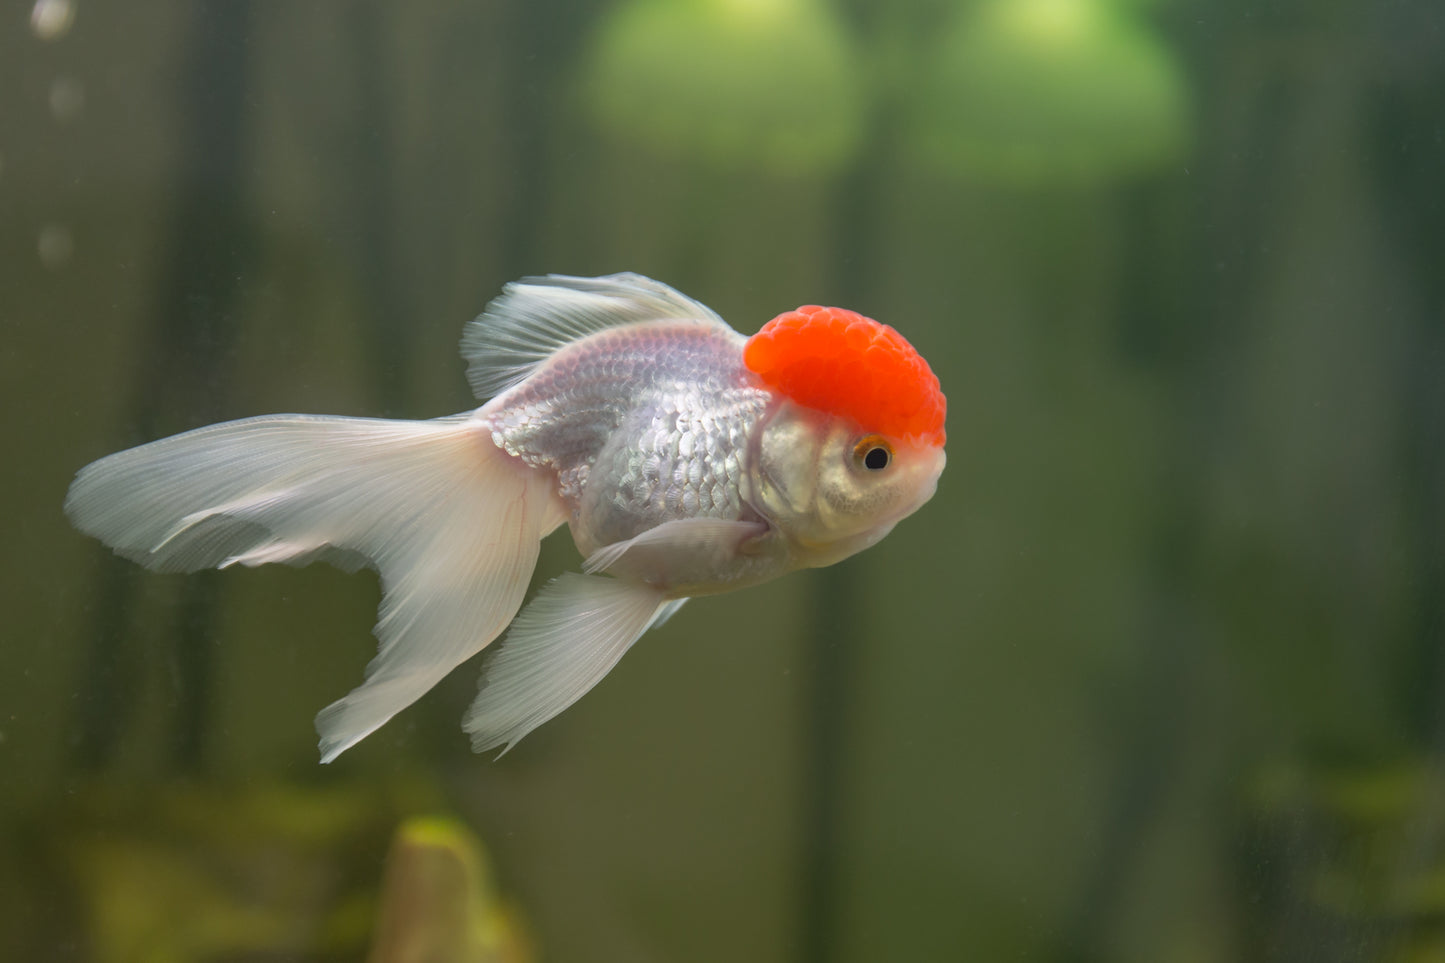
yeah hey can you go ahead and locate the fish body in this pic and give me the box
[65,274,946,759]
[479,315,771,591]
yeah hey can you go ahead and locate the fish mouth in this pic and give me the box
[905,448,946,514]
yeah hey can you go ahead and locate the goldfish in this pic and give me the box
[65,274,946,760]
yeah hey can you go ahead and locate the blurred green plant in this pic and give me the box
[13,777,528,963]
[582,0,1187,183]
[1248,760,1445,960]
[906,0,1188,181]
[583,0,865,173]
[368,817,532,963]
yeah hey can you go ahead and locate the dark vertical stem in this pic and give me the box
[73,1,256,774]
[493,1,583,282]
[349,6,410,417]
[1362,34,1445,747]
[797,118,891,963]
[170,572,223,770]
[1050,179,1197,963]
[797,564,857,963]
[72,559,141,771]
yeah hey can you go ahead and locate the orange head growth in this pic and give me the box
[743,305,946,446]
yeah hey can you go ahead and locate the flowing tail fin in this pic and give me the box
[64,413,566,762]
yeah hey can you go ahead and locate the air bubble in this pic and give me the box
[49,76,85,121]
[39,223,74,268]
[30,0,76,40]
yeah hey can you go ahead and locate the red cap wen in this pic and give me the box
[743,305,946,446]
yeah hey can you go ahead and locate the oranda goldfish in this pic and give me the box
[65,274,946,760]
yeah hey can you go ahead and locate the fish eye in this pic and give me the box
[853,436,893,472]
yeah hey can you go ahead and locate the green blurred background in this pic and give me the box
[4,0,1444,960]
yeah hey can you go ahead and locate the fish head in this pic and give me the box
[743,305,947,569]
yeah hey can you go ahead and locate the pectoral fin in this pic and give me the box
[463,573,668,756]
[581,517,769,586]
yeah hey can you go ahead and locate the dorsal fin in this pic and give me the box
[461,273,730,401]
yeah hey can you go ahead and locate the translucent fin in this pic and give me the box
[463,573,668,756]
[64,413,566,762]
[648,598,689,630]
[461,273,730,401]
[581,517,769,585]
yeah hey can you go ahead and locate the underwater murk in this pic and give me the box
[7,0,1445,961]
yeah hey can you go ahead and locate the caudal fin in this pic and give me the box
[64,413,566,762]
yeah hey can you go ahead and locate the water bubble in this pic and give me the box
[30,0,76,40]
[39,223,74,268]
[48,76,84,121]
